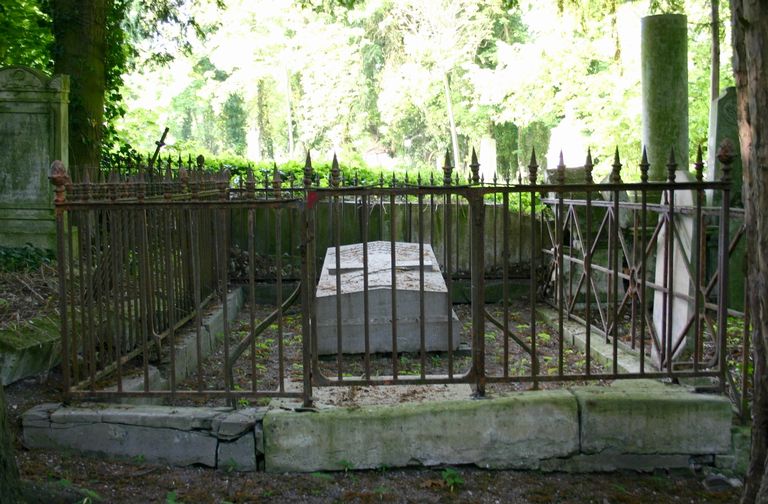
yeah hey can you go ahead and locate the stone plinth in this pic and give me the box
[0,67,69,249]
[315,241,460,354]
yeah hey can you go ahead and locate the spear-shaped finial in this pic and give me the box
[666,147,677,183]
[330,153,341,188]
[303,151,313,189]
[470,147,480,184]
[639,146,649,184]
[610,147,622,184]
[694,145,704,182]
[246,165,255,197]
[272,163,282,197]
[584,148,594,184]
[528,147,538,185]
[556,150,566,185]
[443,149,453,186]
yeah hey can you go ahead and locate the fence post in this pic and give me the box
[716,139,733,392]
[301,152,314,408]
[470,187,486,397]
[50,161,70,399]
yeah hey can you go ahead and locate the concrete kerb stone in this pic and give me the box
[263,390,580,473]
[573,380,732,456]
[536,306,641,374]
[22,403,267,470]
[171,288,244,384]
[21,381,736,473]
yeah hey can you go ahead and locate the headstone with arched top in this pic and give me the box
[0,66,69,250]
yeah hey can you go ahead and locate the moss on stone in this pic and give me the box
[0,315,60,351]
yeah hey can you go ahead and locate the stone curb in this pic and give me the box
[20,381,734,474]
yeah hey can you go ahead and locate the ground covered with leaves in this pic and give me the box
[0,257,743,503]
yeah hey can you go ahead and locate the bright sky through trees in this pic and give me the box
[116,0,732,181]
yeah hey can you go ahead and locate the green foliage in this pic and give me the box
[338,459,354,472]
[0,0,53,70]
[221,93,248,156]
[0,245,55,272]
[441,467,464,492]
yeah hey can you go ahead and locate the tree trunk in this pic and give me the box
[285,67,294,158]
[710,0,720,102]
[443,72,461,171]
[257,79,274,159]
[52,0,107,182]
[731,1,768,502]
[0,386,23,503]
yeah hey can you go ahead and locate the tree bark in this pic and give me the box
[52,0,107,182]
[285,66,294,158]
[710,0,720,102]
[443,72,461,171]
[731,1,768,503]
[0,386,23,503]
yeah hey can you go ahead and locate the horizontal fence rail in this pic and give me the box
[50,144,748,414]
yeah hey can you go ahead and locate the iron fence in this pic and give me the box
[51,144,745,414]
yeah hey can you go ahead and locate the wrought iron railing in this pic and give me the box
[50,144,745,415]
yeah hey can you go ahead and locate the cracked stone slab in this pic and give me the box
[213,408,268,440]
[21,403,60,424]
[100,405,223,431]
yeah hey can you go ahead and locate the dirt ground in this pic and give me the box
[1,266,744,503]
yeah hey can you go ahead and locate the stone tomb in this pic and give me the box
[315,241,460,354]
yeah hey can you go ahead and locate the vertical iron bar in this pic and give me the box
[471,193,486,396]
[362,193,371,380]
[639,149,649,374]
[419,190,426,379]
[716,146,733,391]
[248,208,257,391]
[390,192,399,379]
[502,191,510,378]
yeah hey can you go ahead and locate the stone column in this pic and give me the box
[0,67,69,250]
[641,14,688,180]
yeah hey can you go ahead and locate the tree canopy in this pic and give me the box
[106,0,731,181]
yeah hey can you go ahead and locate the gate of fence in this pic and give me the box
[50,144,745,413]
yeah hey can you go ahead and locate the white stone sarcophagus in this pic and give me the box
[315,241,461,355]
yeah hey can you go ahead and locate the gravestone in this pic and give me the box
[0,67,69,250]
[652,171,695,367]
[707,87,742,207]
[315,241,460,354]
[706,88,745,311]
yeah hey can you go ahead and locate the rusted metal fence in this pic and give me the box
[51,144,745,413]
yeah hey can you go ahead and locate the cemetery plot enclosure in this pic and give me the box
[50,148,746,413]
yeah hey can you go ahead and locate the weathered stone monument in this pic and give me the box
[315,241,461,354]
[641,14,688,179]
[706,87,745,310]
[641,15,696,366]
[707,87,742,207]
[0,67,69,249]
